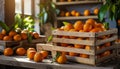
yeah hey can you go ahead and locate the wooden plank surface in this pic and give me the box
[0,55,117,69]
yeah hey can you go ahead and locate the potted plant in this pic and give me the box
[38,0,59,35]
[98,0,120,37]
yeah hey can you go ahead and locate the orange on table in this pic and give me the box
[73,20,83,31]
[34,52,43,62]
[40,50,48,59]
[27,50,36,60]
[4,48,13,56]
[3,36,12,41]
[21,33,28,40]
[27,47,36,54]
[93,8,99,15]
[13,34,22,41]
[84,9,90,16]
[90,28,102,32]
[64,23,73,31]
[71,10,77,16]
[16,47,26,56]
[85,19,96,28]
[56,54,67,64]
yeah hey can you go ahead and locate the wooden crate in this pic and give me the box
[115,42,120,58]
[36,28,118,65]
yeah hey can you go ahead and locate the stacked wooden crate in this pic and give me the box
[37,28,118,65]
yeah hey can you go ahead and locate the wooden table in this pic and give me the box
[0,55,119,69]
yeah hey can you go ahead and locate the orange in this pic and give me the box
[27,50,36,60]
[93,8,99,15]
[34,52,43,62]
[3,36,12,41]
[32,32,40,39]
[57,54,67,64]
[27,47,36,54]
[9,30,17,37]
[4,48,13,56]
[73,20,83,31]
[74,44,84,49]
[86,19,96,27]
[64,23,73,31]
[101,50,111,57]
[84,9,90,16]
[16,47,26,56]
[104,42,111,47]
[71,10,77,16]
[60,11,65,17]
[118,19,120,26]
[67,0,72,2]
[21,33,28,40]
[13,34,22,41]
[40,50,48,59]
[65,12,71,17]
[85,45,91,51]
[1,29,6,35]
[59,0,64,2]
[75,12,80,17]
[0,33,4,40]
[90,28,102,32]
[79,54,89,58]
[69,52,78,56]
[83,24,92,32]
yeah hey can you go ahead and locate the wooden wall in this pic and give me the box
[4,0,15,26]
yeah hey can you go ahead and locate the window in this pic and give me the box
[15,0,40,33]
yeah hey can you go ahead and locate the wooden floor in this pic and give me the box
[0,55,119,69]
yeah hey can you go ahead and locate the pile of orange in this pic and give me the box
[56,19,112,58]
[59,8,99,17]
[27,48,49,62]
[0,29,40,41]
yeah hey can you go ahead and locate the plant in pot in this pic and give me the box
[38,0,59,36]
[98,0,120,37]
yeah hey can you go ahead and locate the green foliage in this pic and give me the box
[38,0,60,27]
[15,14,34,32]
[98,0,120,22]
[63,22,69,26]
[0,21,9,33]
[103,22,109,30]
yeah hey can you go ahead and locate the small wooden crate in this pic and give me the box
[37,28,118,65]
[0,41,20,51]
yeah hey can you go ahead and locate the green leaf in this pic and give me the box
[52,52,61,63]
[0,21,9,32]
[98,4,109,22]
[47,35,53,42]
[103,22,109,30]
[63,22,69,26]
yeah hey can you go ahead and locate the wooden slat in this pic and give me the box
[96,54,115,64]
[52,30,95,37]
[67,56,95,65]
[96,46,115,54]
[55,1,103,5]
[96,28,118,37]
[52,38,94,46]
[57,16,98,20]
[96,35,118,46]
[36,44,94,55]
